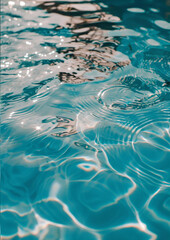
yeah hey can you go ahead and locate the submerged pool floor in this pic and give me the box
[1,0,170,239]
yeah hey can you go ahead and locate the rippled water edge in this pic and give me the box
[1,0,170,239]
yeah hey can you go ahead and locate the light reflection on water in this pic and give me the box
[1,0,170,239]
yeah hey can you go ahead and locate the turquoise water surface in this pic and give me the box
[1,0,170,239]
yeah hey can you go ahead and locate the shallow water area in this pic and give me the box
[1,0,170,239]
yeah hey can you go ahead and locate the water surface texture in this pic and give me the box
[1,0,170,239]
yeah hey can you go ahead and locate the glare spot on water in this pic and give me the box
[9,112,15,118]
[155,20,170,29]
[20,1,25,7]
[78,163,98,172]
[49,51,55,55]
[26,41,31,45]
[140,27,147,31]
[8,1,15,7]
[127,8,145,13]
[146,39,160,46]
[150,8,159,12]
[99,2,108,8]
[35,126,41,131]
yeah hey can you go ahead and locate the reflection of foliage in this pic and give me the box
[38,1,130,83]
[51,116,77,137]
[74,141,96,151]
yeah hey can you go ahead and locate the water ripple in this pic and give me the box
[1,0,170,239]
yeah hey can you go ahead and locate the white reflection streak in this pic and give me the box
[78,163,98,172]
[101,147,137,196]
[76,112,101,169]
[49,182,60,198]
[1,208,32,216]
[144,187,170,224]
[128,165,164,185]
[1,208,68,238]
[44,197,101,240]
[114,220,157,240]
[33,210,67,232]
[114,174,136,204]
[145,188,162,209]
[114,197,157,239]
[9,111,15,118]
[123,191,158,240]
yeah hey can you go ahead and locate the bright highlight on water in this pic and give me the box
[1,0,170,239]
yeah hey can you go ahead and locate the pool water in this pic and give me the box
[1,0,170,239]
